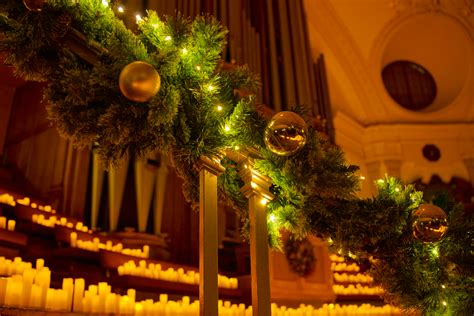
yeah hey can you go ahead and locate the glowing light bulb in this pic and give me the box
[377,179,384,184]
[269,214,276,222]
[181,48,188,54]
[442,301,447,306]
[195,65,201,71]
[165,35,171,41]
[234,145,240,150]
[117,5,124,13]
[395,187,400,192]
[216,105,223,111]
[207,85,214,91]
[260,198,268,205]
[136,14,142,22]
[224,125,230,132]
[360,176,365,180]
[102,0,108,7]
[441,284,446,289]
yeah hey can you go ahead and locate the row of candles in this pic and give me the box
[70,232,150,258]
[31,214,92,234]
[0,194,16,207]
[117,260,239,289]
[16,197,57,214]
[333,272,373,283]
[0,217,15,231]
[0,257,402,315]
[331,262,361,272]
[333,284,384,295]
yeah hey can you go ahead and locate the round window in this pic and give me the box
[382,61,437,111]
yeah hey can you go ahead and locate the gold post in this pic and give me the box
[197,155,225,316]
[240,158,273,316]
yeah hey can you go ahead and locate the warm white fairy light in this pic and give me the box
[117,5,124,13]
[442,301,447,306]
[216,105,223,111]
[195,65,201,71]
[101,0,108,7]
[260,198,268,205]
[269,214,276,222]
[441,284,446,289]
[207,85,214,92]
[360,176,365,180]
[165,35,172,41]
[224,125,230,132]
[181,48,188,54]
[395,187,400,192]
[135,14,142,23]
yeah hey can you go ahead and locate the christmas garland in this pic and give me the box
[1,1,472,314]
[285,235,316,277]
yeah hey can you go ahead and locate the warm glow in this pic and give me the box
[216,105,223,111]
[269,214,276,222]
[101,0,108,7]
[181,48,188,54]
[207,85,214,91]
[260,198,268,205]
[360,176,365,180]
[117,5,124,13]
[442,301,447,306]
[224,125,230,132]
[135,14,142,22]
[165,35,171,41]
[195,65,201,71]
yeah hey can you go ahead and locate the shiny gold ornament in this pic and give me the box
[119,61,161,103]
[23,0,46,11]
[412,203,448,243]
[264,111,308,156]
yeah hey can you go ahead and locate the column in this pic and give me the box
[239,159,274,316]
[197,155,225,316]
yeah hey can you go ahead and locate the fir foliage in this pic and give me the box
[1,1,472,314]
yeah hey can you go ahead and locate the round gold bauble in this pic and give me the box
[119,61,161,103]
[264,111,308,156]
[412,203,448,243]
[23,0,46,11]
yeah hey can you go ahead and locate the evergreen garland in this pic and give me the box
[0,1,472,314]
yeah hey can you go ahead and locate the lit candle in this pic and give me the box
[5,275,23,307]
[0,277,7,305]
[20,268,35,307]
[0,216,6,229]
[36,258,44,270]
[70,232,77,247]
[29,283,42,308]
[62,278,73,311]
[73,278,85,312]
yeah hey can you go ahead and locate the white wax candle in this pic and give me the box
[72,278,85,312]
[29,284,42,308]
[105,293,116,314]
[5,276,23,307]
[36,258,45,270]
[0,216,6,229]
[0,277,7,305]
[70,232,77,247]
[21,268,35,307]
[6,220,15,231]
[62,278,74,311]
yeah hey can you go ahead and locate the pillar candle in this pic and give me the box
[6,220,15,231]
[5,276,23,307]
[36,258,45,270]
[20,268,35,307]
[72,278,85,312]
[91,294,100,313]
[35,267,51,308]
[98,282,109,313]
[62,278,74,311]
[70,232,78,248]
[0,277,7,305]
[0,216,6,229]
[29,284,42,308]
[105,293,116,314]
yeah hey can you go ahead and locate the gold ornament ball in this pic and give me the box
[264,111,308,156]
[119,61,161,103]
[412,203,448,243]
[23,0,46,11]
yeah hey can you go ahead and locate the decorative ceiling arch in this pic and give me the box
[303,0,388,126]
[369,2,474,118]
